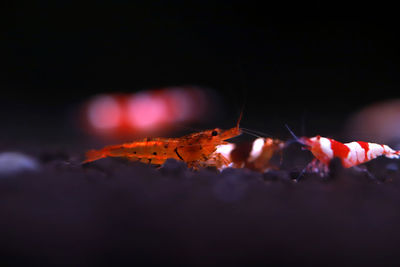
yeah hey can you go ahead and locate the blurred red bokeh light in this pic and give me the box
[88,95,122,130]
[82,86,218,140]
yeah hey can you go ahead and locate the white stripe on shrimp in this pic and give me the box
[319,137,334,159]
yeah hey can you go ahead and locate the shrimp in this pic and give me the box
[299,135,400,175]
[244,137,285,172]
[82,113,242,169]
[205,137,285,172]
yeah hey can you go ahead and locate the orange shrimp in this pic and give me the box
[82,113,242,169]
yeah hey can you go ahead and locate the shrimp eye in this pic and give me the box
[212,130,218,136]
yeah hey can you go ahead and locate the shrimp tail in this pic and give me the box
[387,150,400,159]
[82,149,107,164]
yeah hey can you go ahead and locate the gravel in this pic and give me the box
[1,149,400,266]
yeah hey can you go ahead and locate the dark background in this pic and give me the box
[3,3,400,266]
[3,3,400,144]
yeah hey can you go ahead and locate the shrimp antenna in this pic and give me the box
[285,124,304,145]
[241,127,272,138]
[236,109,244,130]
[241,129,263,138]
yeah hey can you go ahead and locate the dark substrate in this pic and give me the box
[1,146,400,266]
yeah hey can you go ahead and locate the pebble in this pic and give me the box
[0,152,40,176]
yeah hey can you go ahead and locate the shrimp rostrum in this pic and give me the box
[83,114,242,170]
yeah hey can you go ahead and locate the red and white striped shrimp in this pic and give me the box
[299,135,400,174]
[205,137,285,172]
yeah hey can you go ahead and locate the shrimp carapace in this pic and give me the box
[174,111,242,165]
[82,113,243,169]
